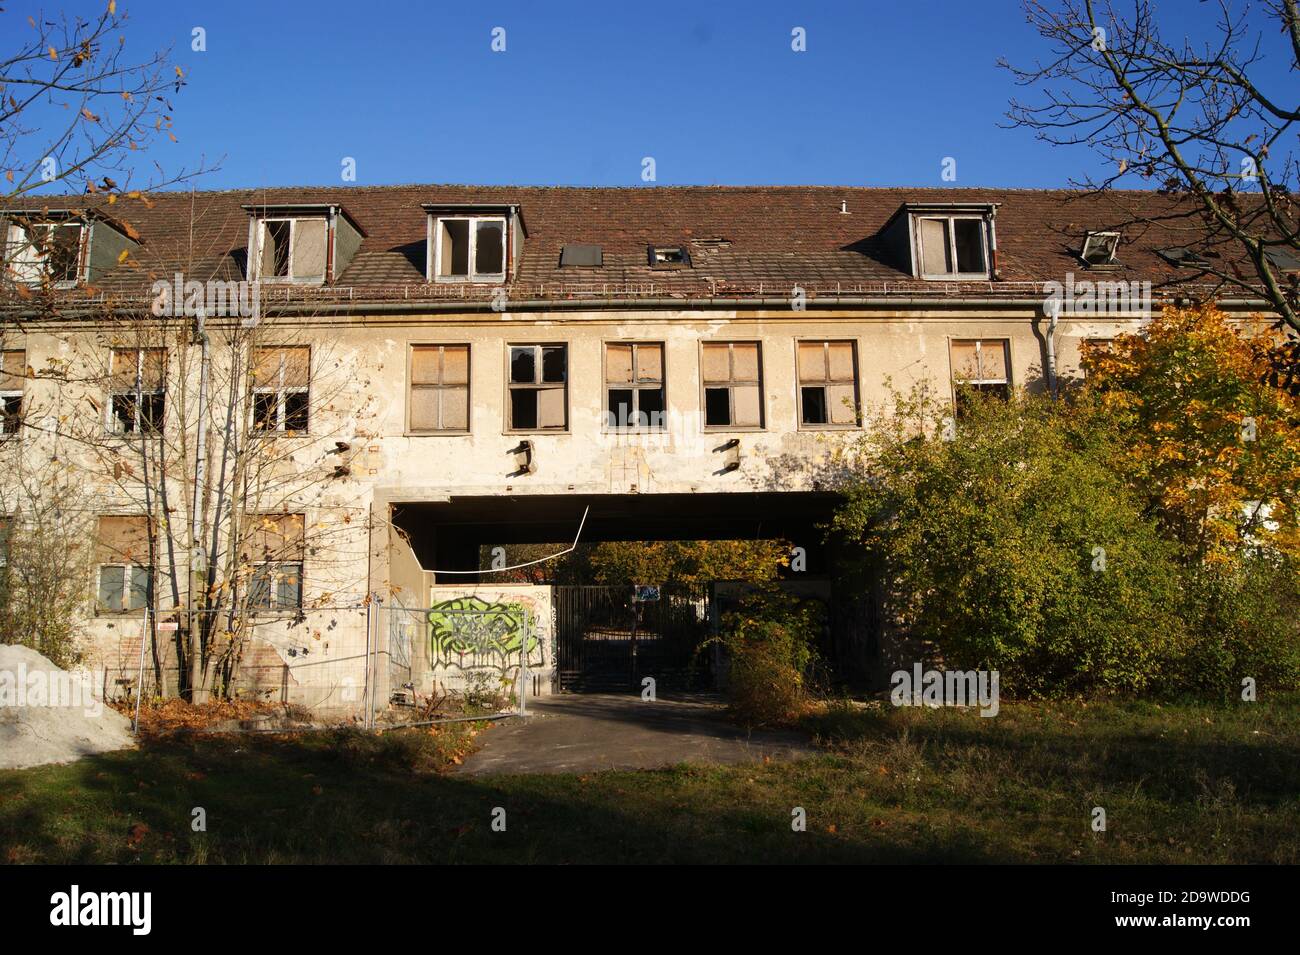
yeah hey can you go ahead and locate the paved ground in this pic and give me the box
[454,692,813,776]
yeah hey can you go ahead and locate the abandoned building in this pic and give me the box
[0,185,1279,710]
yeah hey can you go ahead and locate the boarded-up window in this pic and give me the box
[108,348,165,434]
[251,346,310,433]
[246,513,305,610]
[409,344,470,432]
[508,344,566,431]
[95,515,151,614]
[605,342,665,429]
[951,339,1011,408]
[1,350,24,436]
[292,219,327,281]
[702,342,762,428]
[798,340,858,426]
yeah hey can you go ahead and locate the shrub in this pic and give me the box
[713,589,825,725]
[835,385,1189,696]
[1176,556,1300,698]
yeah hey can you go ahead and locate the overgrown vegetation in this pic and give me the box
[710,589,825,726]
[832,305,1300,699]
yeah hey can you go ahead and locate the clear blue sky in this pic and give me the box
[14,0,1295,189]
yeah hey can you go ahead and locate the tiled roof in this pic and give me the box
[0,184,1275,309]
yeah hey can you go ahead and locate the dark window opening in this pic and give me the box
[705,388,731,427]
[1,395,20,435]
[801,386,828,425]
[265,220,291,277]
[511,389,538,430]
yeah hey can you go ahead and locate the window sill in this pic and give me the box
[405,429,471,437]
[797,422,861,432]
[431,275,507,285]
[702,426,765,434]
[253,276,326,286]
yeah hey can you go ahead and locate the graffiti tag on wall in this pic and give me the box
[427,596,542,671]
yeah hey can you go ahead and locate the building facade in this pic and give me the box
[0,185,1271,710]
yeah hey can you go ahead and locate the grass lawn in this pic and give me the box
[2,696,1297,864]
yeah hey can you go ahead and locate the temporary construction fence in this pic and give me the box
[116,599,536,730]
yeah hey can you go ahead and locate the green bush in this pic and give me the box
[714,589,825,726]
[835,386,1189,696]
[1176,557,1300,698]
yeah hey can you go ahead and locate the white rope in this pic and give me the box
[429,505,590,576]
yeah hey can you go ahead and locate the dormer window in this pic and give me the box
[3,219,84,286]
[1081,231,1121,268]
[915,215,989,279]
[251,217,327,284]
[649,245,690,268]
[242,204,363,286]
[423,203,521,284]
[434,216,505,282]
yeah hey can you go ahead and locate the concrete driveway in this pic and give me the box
[454,692,812,776]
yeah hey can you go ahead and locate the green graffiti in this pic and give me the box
[427,596,539,670]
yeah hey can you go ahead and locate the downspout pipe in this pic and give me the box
[1044,300,1059,398]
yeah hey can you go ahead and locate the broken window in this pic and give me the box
[254,217,327,283]
[246,513,304,611]
[4,220,83,285]
[916,216,988,278]
[436,216,506,282]
[950,339,1011,411]
[95,515,151,614]
[701,342,762,429]
[108,348,166,434]
[508,344,566,431]
[798,340,858,427]
[1081,231,1121,267]
[409,344,470,432]
[1,350,23,437]
[251,346,310,434]
[648,245,690,267]
[605,342,665,429]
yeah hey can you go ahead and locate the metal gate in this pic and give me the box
[555,585,713,692]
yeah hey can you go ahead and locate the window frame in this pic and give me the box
[602,341,667,432]
[699,340,765,432]
[250,345,311,436]
[248,560,303,612]
[795,339,861,431]
[95,563,151,615]
[1081,231,1122,268]
[4,220,85,287]
[434,215,507,284]
[106,347,166,436]
[407,343,471,435]
[505,343,568,433]
[949,338,1012,407]
[1,349,24,438]
[914,214,991,280]
[251,216,329,285]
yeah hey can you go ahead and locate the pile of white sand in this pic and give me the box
[0,644,136,770]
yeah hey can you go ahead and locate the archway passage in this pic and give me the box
[390,492,866,692]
